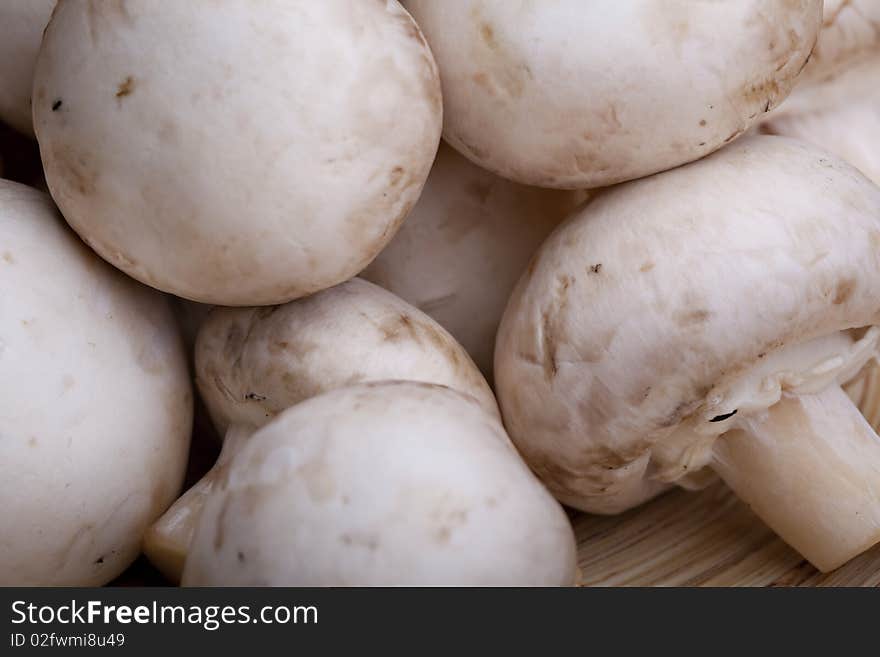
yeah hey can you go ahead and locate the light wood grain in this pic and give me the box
[574,481,880,587]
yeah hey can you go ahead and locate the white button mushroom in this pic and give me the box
[363,142,588,380]
[182,381,577,586]
[0,1,55,137]
[145,278,497,582]
[32,0,441,305]
[758,0,880,183]
[402,0,821,188]
[0,180,192,585]
[495,135,880,572]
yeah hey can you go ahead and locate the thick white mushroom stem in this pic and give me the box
[712,385,880,572]
[143,425,252,583]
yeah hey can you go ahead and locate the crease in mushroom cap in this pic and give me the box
[0,179,193,585]
[403,0,821,189]
[32,0,442,305]
[758,0,880,185]
[145,278,497,582]
[0,0,55,137]
[494,135,880,572]
[182,381,577,586]
[363,141,589,382]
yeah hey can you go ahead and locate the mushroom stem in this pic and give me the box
[143,425,252,583]
[712,385,880,572]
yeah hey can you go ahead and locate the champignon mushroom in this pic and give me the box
[0,180,192,585]
[0,0,55,137]
[145,278,497,582]
[402,0,821,188]
[363,142,588,380]
[182,381,576,586]
[32,0,441,305]
[758,0,880,183]
[495,135,880,572]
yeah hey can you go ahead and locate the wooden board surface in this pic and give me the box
[574,480,880,586]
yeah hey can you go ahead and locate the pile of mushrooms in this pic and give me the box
[3,0,880,586]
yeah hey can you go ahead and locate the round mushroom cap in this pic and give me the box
[494,135,880,513]
[0,180,192,585]
[0,0,55,137]
[363,142,588,380]
[402,0,821,189]
[182,382,576,586]
[33,0,442,305]
[196,278,498,435]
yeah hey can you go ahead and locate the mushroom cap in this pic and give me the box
[0,0,55,137]
[494,135,880,513]
[794,0,880,86]
[0,180,192,585]
[33,0,441,305]
[363,142,588,380]
[759,61,880,184]
[402,0,821,189]
[182,382,576,586]
[196,278,498,435]
[758,1,880,183]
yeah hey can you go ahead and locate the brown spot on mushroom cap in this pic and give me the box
[741,78,782,108]
[2,252,14,264]
[479,23,497,50]
[674,308,712,328]
[379,312,420,343]
[833,277,856,305]
[45,144,97,196]
[389,166,405,186]
[115,75,135,100]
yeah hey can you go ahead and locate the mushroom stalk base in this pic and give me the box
[143,425,252,583]
[712,385,880,572]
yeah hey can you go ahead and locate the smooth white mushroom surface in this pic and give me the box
[758,0,880,184]
[495,135,880,572]
[363,142,588,380]
[145,278,497,582]
[182,382,577,586]
[33,0,441,305]
[0,180,192,585]
[403,0,821,188]
[0,0,55,137]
